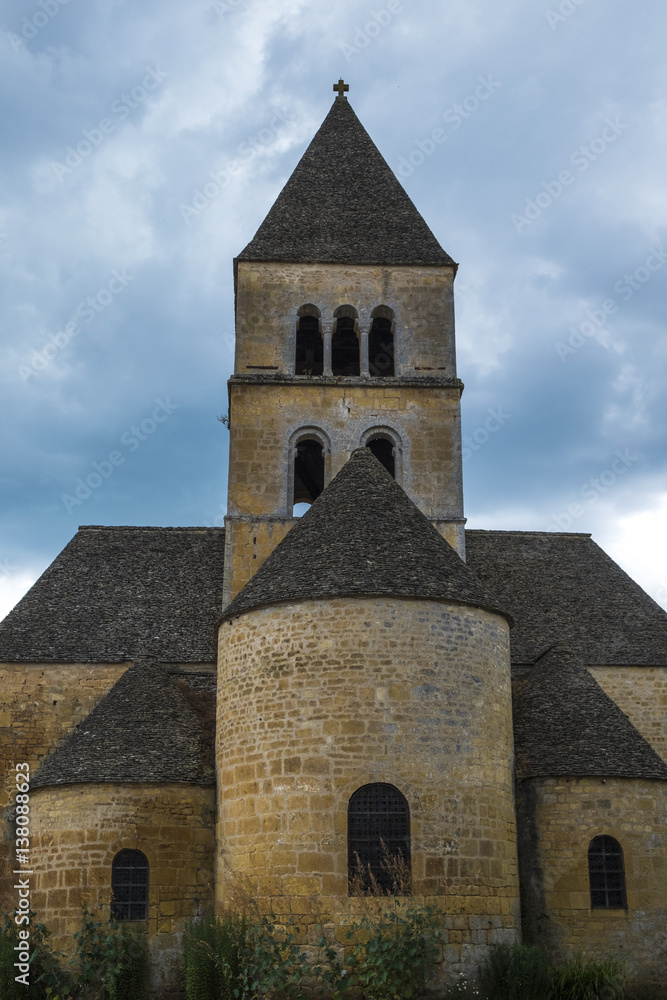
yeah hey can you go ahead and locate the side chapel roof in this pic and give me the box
[466,530,667,666]
[237,96,456,267]
[31,660,214,788]
[513,644,667,782]
[222,448,509,621]
[0,526,225,663]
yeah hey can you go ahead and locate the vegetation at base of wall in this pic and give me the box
[549,950,627,1000]
[183,910,309,999]
[0,906,148,1000]
[317,901,445,1000]
[70,905,148,1000]
[315,847,444,1000]
[0,911,70,999]
[478,942,552,1000]
[477,943,628,1000]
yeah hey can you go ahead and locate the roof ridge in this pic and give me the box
[465,529,593,538]
[77,525,225,532]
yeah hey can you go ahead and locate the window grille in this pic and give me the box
[588,835,627,909]
[111,849,149,920]
[348,783,410,894]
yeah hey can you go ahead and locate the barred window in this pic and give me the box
[111,849,149,920]
[588,836,627,909]
[348,783,410,894]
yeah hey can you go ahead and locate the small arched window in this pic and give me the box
[111,849,149,920]
[348,783,410,894]
[293,438,324,508]
[295,307,323,376]
[367,438,395,478]
[588,836,627,909]
[369,310,394,377]
[332,308,360,376]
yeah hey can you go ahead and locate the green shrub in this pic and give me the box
[478,942,551,1000]
[183,909,308,1000]
[0,910,72,999]
[315,847,444,1000]
[550,951,627,1000]
[315,896,444,1000]
[70,905,148,1000]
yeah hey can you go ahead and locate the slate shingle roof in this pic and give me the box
[222,449,509,621]
[466,530,667,666]
[513,644,667,782]
[0,526,225,663]
[31,659,214,788]
[237,98,455,267]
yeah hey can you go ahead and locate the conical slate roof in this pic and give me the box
[237,97,455,267]
[222,449,508,621]
[32,660,213,788]
[513,644,667,782]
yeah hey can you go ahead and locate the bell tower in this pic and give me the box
[223,84,465,605]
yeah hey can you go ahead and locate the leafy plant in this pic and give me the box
[0,910,72,999]
[69,905,148,1000]
[182,909,308,999]
[316,848,444,1000]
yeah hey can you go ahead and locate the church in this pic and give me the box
[1,83,667,997]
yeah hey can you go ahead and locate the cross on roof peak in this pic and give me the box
[333,78,349,100]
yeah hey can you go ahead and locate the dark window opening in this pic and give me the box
[111,849,148,921]
[332,317,360,376]
[367,438,395,478]
[348,783,410,895]
[588,836,627,909]
[369,317,394,377]
[293,439,324,506]
[295,315,323,376]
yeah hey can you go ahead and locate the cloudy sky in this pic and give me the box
[1,0,667,619]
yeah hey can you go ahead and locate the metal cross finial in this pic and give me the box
[333,78,349,99]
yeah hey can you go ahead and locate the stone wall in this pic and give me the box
[0,661,128,901]
[517,775,667,984]
[216,596,520,979]
[30,782,215,999]
[589,665,667,763]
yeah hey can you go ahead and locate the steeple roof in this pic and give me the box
[513,644,667,782]
[237,97,455,267]
[222,449,508,621]
[32,660,214,788]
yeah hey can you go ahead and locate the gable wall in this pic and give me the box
[588,666,667,763]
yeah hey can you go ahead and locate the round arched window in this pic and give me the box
[348,783,410,894]
[111,849,149,920]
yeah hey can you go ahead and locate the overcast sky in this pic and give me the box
[1,0,667,620]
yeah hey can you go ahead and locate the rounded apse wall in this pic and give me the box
[216,596,520,974]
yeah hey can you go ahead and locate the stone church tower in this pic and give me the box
[217,84,521,965]
[224,87,466,607]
